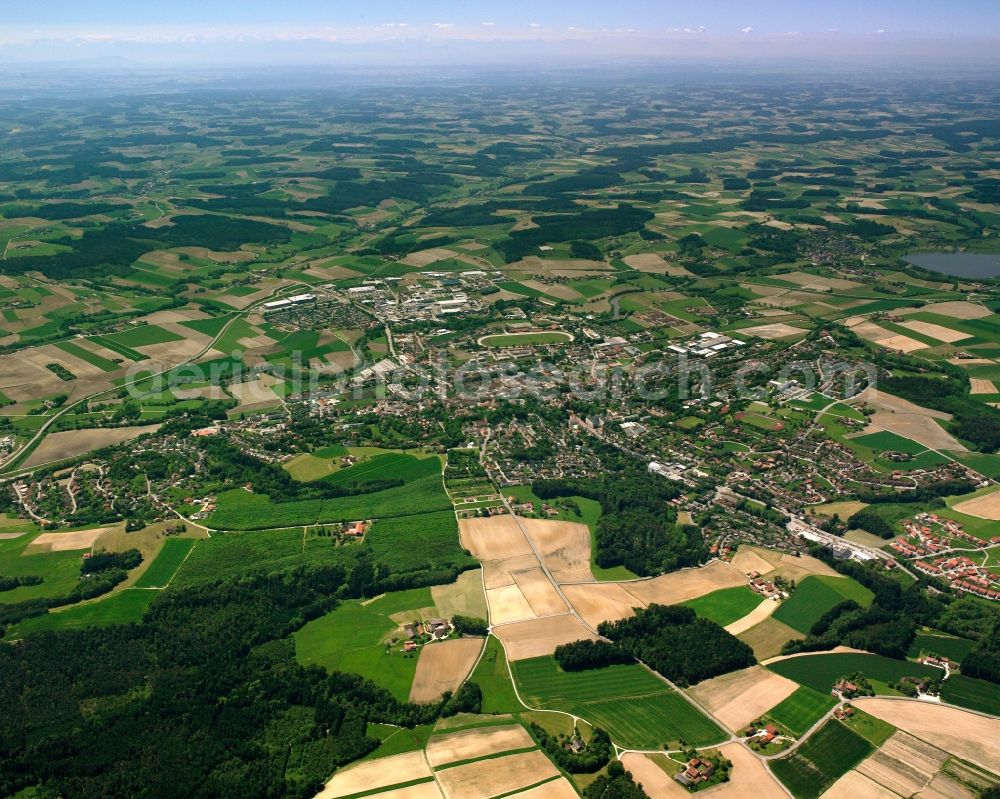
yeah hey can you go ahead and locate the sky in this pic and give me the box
[2,0,999,67]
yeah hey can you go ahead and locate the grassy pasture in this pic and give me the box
[5,589,156,638]
[769,720,873,799]
[682,585,764,627]
[293,587,436,701]
[939,674,1000,716]
[133,538,196,588]
[772,575,874,634]
[511,656,726,748]
[764,686,837,737]
[906,632,976,663]
[768,653,939,695]
[54,340,120,372]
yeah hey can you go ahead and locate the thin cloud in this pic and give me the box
[741,27,753,34]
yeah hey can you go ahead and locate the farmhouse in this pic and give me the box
[675,757,716,787]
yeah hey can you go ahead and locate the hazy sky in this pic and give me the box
[2,0,999,66]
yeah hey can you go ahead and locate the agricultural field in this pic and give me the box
[772,575,875,634]
[682,585,764,627]
[771,720,875,799]
[763,686,839,737]
[293,586,439,702]
[768,652,940,696]
[511,655,726,748]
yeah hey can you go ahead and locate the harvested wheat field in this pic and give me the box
[738,618,802,661]
[367,783,443,799]
[622,561,745,607]
[731,545,839,582]
[506,778,580,799]
[900,301,992,320]
[432,569,488,620]
[810,501,869,519]
[561,582,643,628]
[725,598,779,636]
[459,516,533,562]
[821,770,901,799]
[855,731,949,798]
[714,743,786,797]
[493,613,597,661]
[23,424,161,469]
[952,489,1000,521]
[435,750,558,799]
[484,555,543,589]
[401,247,459,267]
[762,646,868,666]
[317,751,432,799]
[519,518,593,583]
[860,410,967,452]
[738,323,810,340]
[898,319,971,344]
[688,666,798,732]
[410,638,485,703]
[970,378,998,395]
[486,584,537,625]
[425,724,535,768]
[623,253,673,273]
[619,754,687,798]
[854,387,952,419]
[512,569,567,617]
[494,614,600,661]
[28,525,119,552]
[854,699,1000,771]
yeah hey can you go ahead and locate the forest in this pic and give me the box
[0,557,482,799]
[532,472,706,576]
[597,604,756,686]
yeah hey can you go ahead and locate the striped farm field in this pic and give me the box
[134,538,197,588]
[770,720,873,799]
[511,656,726,748]
[764,686,838,737]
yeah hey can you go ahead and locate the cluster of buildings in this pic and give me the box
[746,572,787,600]
[666,331,745,358]
[743,722,782,747]
[262,293,317,314]
[400,617,454,652]
[674,757,718,788]
[912,555,1000,601]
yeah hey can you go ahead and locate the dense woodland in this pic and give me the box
[532,473,705,576]
[0,561,480,799]
[597,604,756,686]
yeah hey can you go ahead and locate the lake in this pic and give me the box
[905,252,1000,279]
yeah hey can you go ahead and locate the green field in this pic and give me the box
[6,589,155,638]
[770,720,874,799]
[479,331,573,347]
[365,511,476,573]
[0,529,87,603]
[133,538,197,588]
[764,686,838,737]
[511,656,726,748]
[54,340,120,372]
[293,587,436,701]
[940,674,1000,716]
[682,585,764,627]
[102,324,183,347]
[907,633,977,663]
[207,472,452,530]
[768,653,940,695]
[170,527,355,585]
[772,575,875,634]
[471,636,524,714]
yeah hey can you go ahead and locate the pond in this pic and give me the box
[905,252,1000,279]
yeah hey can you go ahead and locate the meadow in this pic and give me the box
[5,589,155,639]
[133,538,197,588]
[768,652,939,695]
[293,586,436,701]
[769,720,874,799]
[682,585,764,627]
[764,686,838,737]
[906,632,977,663]
[939,674,1000,716]
[772,575,874,634]
[511,656,725,748]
